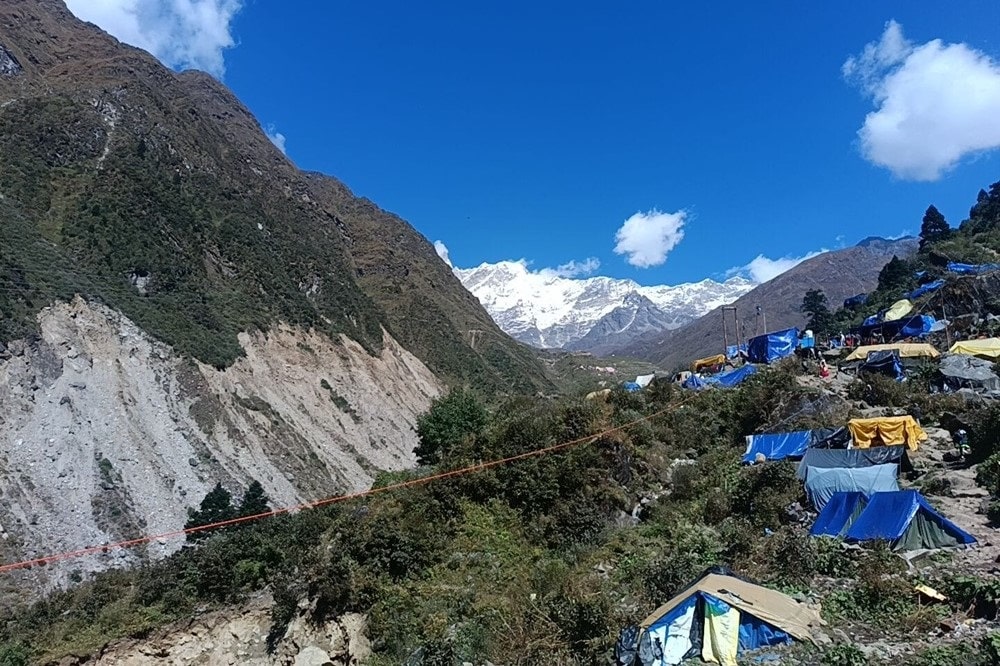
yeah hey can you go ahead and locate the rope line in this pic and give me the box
[0,400,690,574]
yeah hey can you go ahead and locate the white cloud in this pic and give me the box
[547,257,600,278]
[265,125,287,154]
[64,0,243,78]
[727,250,825,284]
[433,240,452,267]
[613,209,686,268]
[844,20,1000,180]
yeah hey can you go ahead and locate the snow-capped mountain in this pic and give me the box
[454,260,754,352]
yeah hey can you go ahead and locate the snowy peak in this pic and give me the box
[454,261,753,353]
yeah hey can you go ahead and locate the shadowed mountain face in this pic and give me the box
[622,238,919,370]
[0,0,547,394]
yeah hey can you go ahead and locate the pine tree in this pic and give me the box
[876,256,913,293]
[237,480,271,517]
[800,289,832,335]
[919,205,950,248]
[185,482,236,541]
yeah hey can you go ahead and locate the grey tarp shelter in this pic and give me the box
[803,464,899,510]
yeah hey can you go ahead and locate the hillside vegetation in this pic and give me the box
[0,0,549,394]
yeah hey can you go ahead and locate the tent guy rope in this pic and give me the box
[0,397,695,574]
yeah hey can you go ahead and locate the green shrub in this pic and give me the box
[821,643,870,666]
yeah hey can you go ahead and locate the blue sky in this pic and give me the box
[67,1,1000,285]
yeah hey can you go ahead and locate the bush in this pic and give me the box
[821,643,870,666]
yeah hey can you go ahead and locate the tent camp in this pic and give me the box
[939,354,1000,392]
[746,328,799,364]
[949,338,1000,359]
[847,416,926,450]
[803,464,899,510]
[883,299,913,322]
[635,569,824,666]
[796,447,911,480]
[858,350,905,381]
[843,343,940,362]
[811,491,976,551]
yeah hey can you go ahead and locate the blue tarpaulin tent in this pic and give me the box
[907,280,945,300]
[797,447,911,480]
[856,315,934,341]
[623,382,642,392]
[844,490,976,551]
[746,328,799,364]
[743,431,812,463]
[844,294,868,309]
[803,464,899,510]
[859,350,905,381]
[681,374,709,390]
[863,314,880,326]
[810,492,868,538]
[947,262,1000,275]
[726,344,748,359]
[711,364,757,388]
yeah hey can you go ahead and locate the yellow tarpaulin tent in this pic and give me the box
[844,343,941,362]
[884,299,914,322]
[949,338,1000,359]
[692,354,727,372]
[848,416,927,450]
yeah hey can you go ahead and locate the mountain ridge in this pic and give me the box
[455,259,753,351]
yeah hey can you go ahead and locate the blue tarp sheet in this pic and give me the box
[856,314,934,340]
[860,350,905,381]
[711,364,757,388]
[746,328,799,364]
[726,344,748,359]
[682,374,709,390]
[947,262,1000,275]
[804,464,899,510]
[863,314,880,326]
[908,280,945,300]
[743,431,812,463]
[738,614,793,651]
[623,382,641,392]
[844,294,868,309]
[810,492,868,537]
[845,490,976,546]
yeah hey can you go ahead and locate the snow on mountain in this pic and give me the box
[454,260,753,352]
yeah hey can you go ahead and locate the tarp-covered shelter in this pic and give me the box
[843,343,940,362]
[636,374,655,388]
[847,416,926,450]
[623,382,642,392]
[939,354,1000,392]
[858,350,905,381]
[884,299,913,322]
[746,328,799,364]
[855,315,935,342]
[804,464,899,510]
[710,364,757,388]
[692,354,727,373]
[743,431,812,463]
[908,280,945,300]
[797,447,912,480]
[725,344,747,359]
[949,338,1000,359]
[682,374,709,391]
[636,570,824,665]
[812,491,976,551]
[810,492,868,538]
[844,293,868,309]
[947,262,1000,275]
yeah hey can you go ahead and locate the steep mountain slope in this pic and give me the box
[623,237,919,369]
[0,0,546,586]
[455,260,753,350]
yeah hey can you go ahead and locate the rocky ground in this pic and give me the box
[0,298,441,599]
